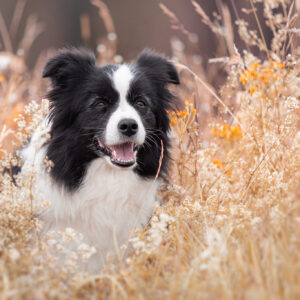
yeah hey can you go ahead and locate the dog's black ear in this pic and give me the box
[43,48,96,86]
[136,50,180,85]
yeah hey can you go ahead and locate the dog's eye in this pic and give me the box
[98,100,107,107]
[135,99,146,108]
[92,97,108,108]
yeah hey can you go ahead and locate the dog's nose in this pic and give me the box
[118,119,138,137]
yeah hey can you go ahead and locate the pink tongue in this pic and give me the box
[111,143,135,161]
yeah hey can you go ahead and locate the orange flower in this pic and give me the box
[211,123,242,141]
[249,86,257,95]
[230,125,243,139]
[276,61,285,68]
[212,158,222,169]
[170,117,176,126]
[169,101,197,127]
[212,158,231,176]
[239,60,284,87]
[250,61,261,69]
[177,110,188,117]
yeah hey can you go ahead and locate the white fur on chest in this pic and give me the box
[42,159,158,270]
[22,122,158,271]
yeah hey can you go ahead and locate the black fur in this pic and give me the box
[43,48,180,191]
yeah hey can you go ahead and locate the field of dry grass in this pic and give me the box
[0,0,300,299]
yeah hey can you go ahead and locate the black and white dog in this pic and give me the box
[22,48,180,271]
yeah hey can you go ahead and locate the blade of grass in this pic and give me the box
[249,0,270,59]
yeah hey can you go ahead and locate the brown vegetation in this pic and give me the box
[0,0,299,299]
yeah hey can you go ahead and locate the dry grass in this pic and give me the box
[0,0,300,299]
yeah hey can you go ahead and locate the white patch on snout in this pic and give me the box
[105,65,146,146]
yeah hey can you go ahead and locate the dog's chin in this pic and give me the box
[103,155,137,169]
[97,139,139,169]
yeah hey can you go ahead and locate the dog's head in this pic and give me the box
[43,48,179,187]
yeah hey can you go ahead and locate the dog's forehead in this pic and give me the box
[112,65,134,98]
[95,63,153,99]
[110,64,152,99]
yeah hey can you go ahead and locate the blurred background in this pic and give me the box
[0,0,276,68]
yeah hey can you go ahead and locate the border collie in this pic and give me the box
[22,48,180,271]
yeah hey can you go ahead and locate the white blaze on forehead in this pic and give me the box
[112,65,134,98]
[105,65,146,146]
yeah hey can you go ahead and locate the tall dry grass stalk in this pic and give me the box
[0,0,300,299]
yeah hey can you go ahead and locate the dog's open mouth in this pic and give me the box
[98,140,138,167]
